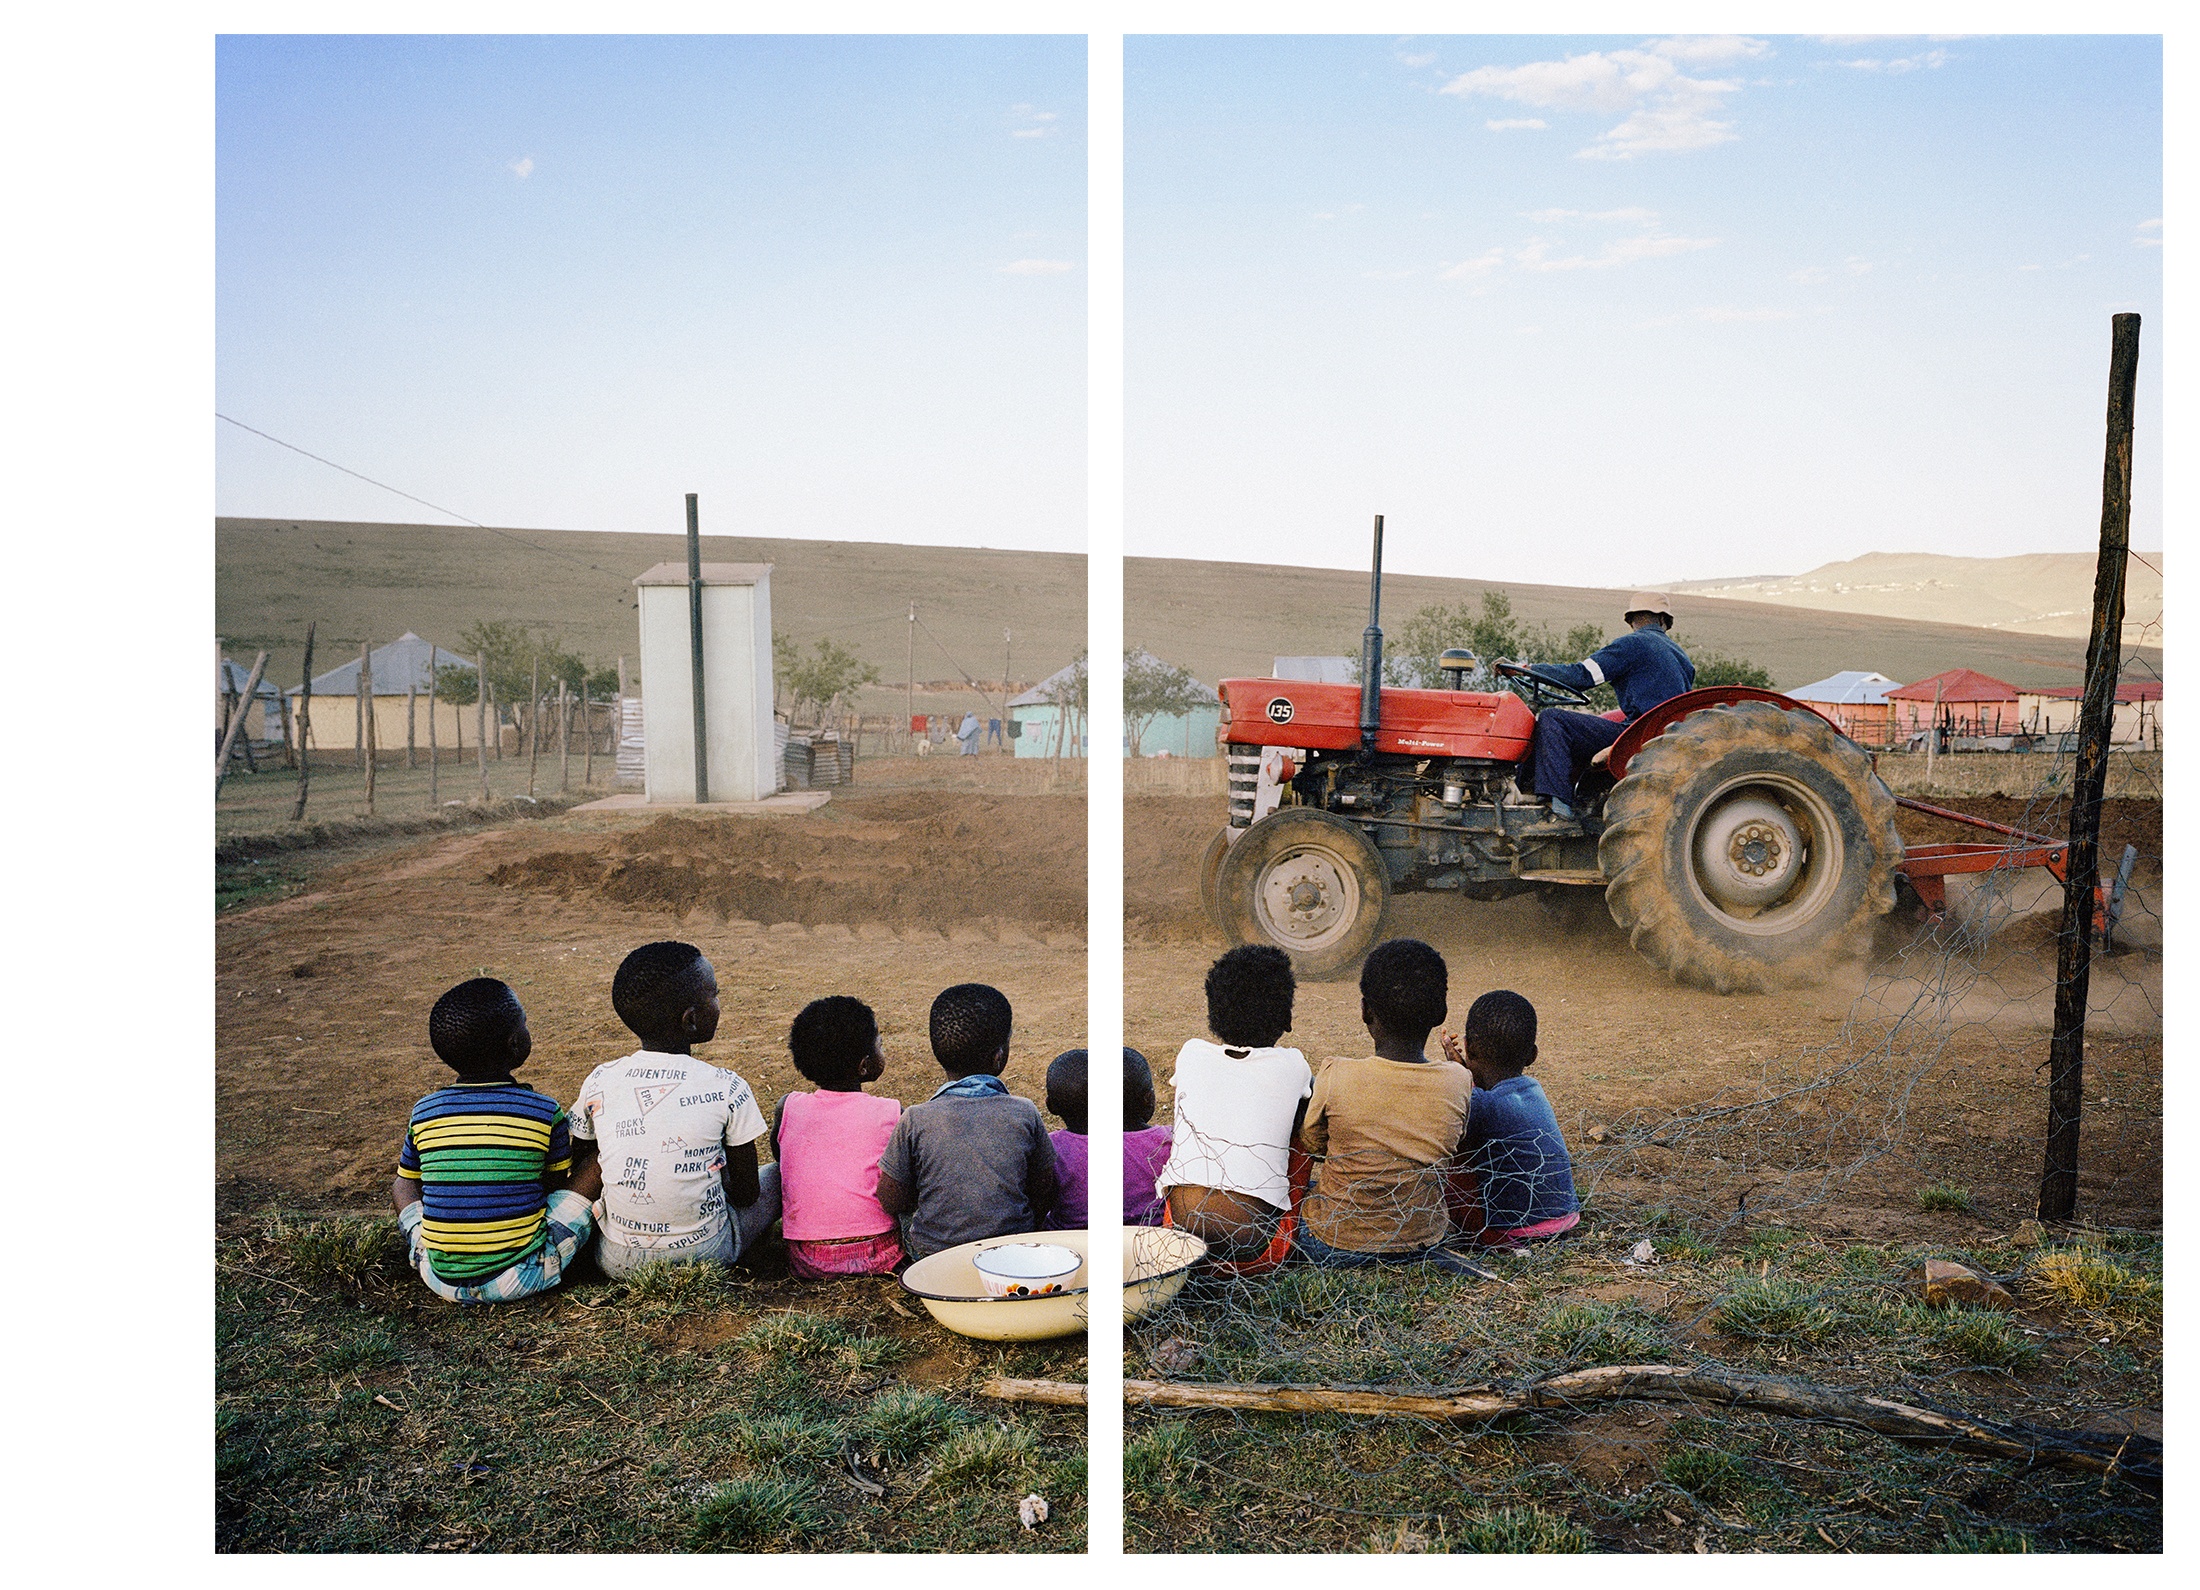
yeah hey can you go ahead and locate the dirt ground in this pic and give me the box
[1125,795,2163,1239]
[217,781,1087,1206]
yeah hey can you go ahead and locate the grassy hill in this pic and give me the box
[1126,555,2158,694]
[1666,550,2164,647]
[216,519,1087,708]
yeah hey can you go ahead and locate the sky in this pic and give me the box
[217,34,1086,552]
[1126,33,2163,585]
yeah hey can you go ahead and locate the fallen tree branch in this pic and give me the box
[978,1367,2159,1487]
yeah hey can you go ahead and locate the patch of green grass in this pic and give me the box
[1897,1305,2039,1370]
[1663,1446,1755,1503]
[315,1325,406,1374]
[1738,1225,1808,1262]
[265,1215,404,1291]
[927,1423,1040,1490]
[1265,1267,1350,1321]
[856,1388,965,1459]
[2030,1246,2162,1329]
[1836,1244,1891,1276]
[1917,1184,1974,1213]
[1533,1301,1666,1366]
[622,1261,732,1309]
[1937,1525,2034,1553]
[740,1311,860,1359]
[687,1477,829,1550]
[1451,1506,1592,1553]
[1712,1277,1838,1344]
[1123,1421,1201,1506]
[734,1415,845,1464]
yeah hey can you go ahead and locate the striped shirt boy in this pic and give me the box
[397,1080,574,1285]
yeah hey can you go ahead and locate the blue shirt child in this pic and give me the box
[1461,1074,1579,1233]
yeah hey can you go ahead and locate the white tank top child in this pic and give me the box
[1154,1038,1313,1211]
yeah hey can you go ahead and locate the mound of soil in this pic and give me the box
[1125,795,1228,940]
[486,792,1086,930]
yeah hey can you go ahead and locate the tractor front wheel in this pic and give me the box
[1217,807,1390,980]
[1599,700,1901,993]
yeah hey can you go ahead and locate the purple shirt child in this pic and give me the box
[1124,1124,1173,1226]
[1048,1128,1089,1228]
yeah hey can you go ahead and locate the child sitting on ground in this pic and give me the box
[875,984,1059,1258]
[770,995,905,1279]
[391,978,594,1304]
[1044,1049,1090,1228]
[1122,1048,1173,1227]
[1294,938,1478,1272]
[567,941,778,1277]
[1155,945,1313,1260]
[1441,990,1580,1246]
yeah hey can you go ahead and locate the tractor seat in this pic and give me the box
[1438,648,1479,689]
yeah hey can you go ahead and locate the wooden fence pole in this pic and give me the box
[276,675,296,771]
[558,679,571,793]
[582,680,595,787]
[427,650,440,807]
[291,624,316,821]
[477,651,491,801]
[355,643,366,770]
[362,642,377,815]
[406,684,417,770]
[2040,313,2140,1223]
[527,658,541,799]
[214,651,269,795]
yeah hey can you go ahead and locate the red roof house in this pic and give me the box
[1883,668,2020,737]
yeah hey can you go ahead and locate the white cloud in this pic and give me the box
[1485,117,1548,131]
[1840,49,1950,73]
[1515,232,1717,271]
[508,156,534,179]
[1008,104,1058,139]
[1438,248,1506,283]
[1524,206,1658,225]
[1398,50,1436,69]
[1442,37,1766,160]
[1790,256,1872,284]
[2135,217,2162,248]
[998,258,1075,276]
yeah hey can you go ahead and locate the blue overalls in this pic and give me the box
[1527,627,1696,803]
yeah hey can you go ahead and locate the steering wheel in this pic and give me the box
[1494,659,1593,710]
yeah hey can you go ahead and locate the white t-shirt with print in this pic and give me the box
[1154,1039,1313,1210]
[570,1050,767,1254]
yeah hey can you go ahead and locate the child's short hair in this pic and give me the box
[1464,989,1537,1070]
[612,941,709,1036]
[1124,1047,1156,1128]
[1046,1049,1088,1125]
[1359,937,1448,1040]
[428,977,524,1072]
[788,995,878,1086]
[930,983,1013,1073]
[1204,944,1295,1047]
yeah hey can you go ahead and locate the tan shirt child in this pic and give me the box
[1298,1053,1472,1253]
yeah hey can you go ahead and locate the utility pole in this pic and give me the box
[687,492,709,803]
[907,603,916,753]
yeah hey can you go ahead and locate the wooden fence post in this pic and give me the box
[2040,314,2139,1223]
[581,680,594,787]
[527,658,541,799]
[214,651,269,795]
[406,684,417,770]
[362,642,376,815]
[276,677,296,771]
[427,649,440,808]
[291,624,316,821]
[558,679,571,792]
[477,651,491,801]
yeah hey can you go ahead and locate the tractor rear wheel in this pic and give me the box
[1217,807,1390,980]
[1599,700,1901,993]
[1198,828,1231,932]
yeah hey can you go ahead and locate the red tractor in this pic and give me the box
[1199,520,2082,992]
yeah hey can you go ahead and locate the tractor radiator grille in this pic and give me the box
[1227,743,1261,827]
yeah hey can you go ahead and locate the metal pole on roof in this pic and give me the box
[687,493,710,803]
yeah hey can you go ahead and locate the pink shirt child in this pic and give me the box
[778,1089,905,1278]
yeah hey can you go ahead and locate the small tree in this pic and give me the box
[431,662,479,706]
[778,636,882,726]
[1124,650,1206,757]
[1681,642,1775,689]
[1047,650,1089,758]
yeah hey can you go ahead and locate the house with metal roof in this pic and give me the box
[287,632,479,758]
[1785,670,1903,746]
[1007,658,1089,758]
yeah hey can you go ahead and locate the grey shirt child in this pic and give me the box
[877,1091,1059,1259]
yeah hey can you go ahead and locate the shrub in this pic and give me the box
[1533,1302,1666,1366]
[857,1388,965,1460]
[1452,1506,1592,1553]
[687,1477,828,1550]
[1916,1184,1973,1214]
[1712,1277,1837,1344]
[927,1423,1039,1490]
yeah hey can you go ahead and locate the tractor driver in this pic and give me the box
[1525,592,1695,819]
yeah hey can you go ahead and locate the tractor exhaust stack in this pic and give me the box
[1359,514,1385,755]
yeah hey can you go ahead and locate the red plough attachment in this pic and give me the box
[1893,796,2125,942]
